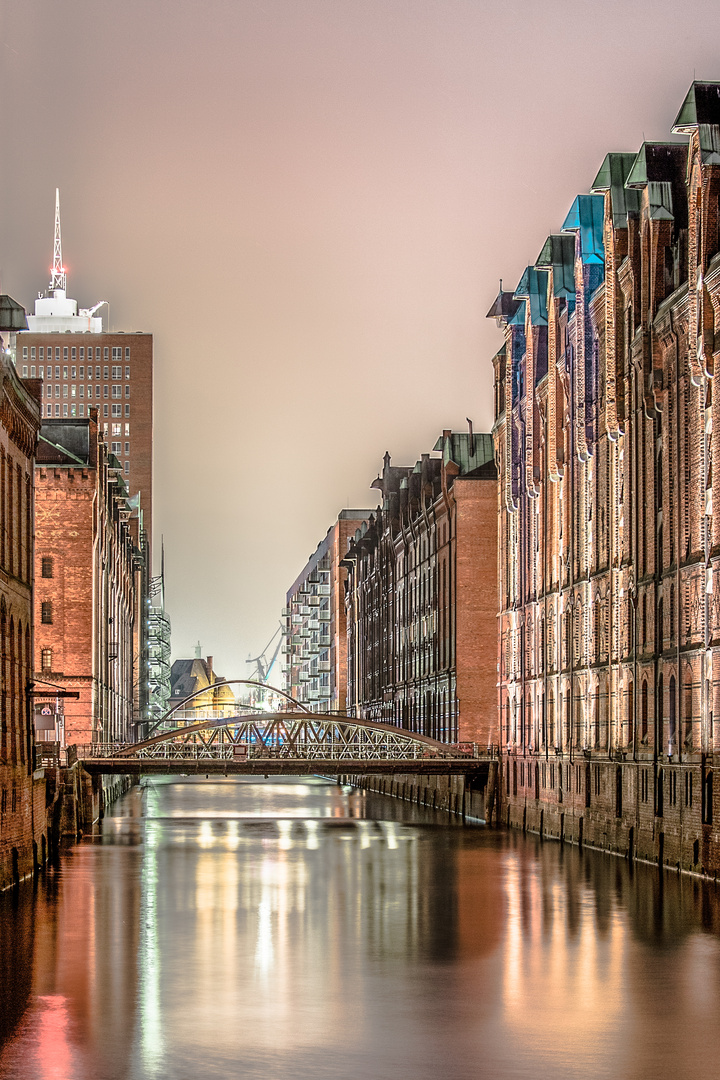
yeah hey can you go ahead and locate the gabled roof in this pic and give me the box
[625,142,688,187]
[514,265,548,326]
[485,289,522,323]
[535,234,576,298]
[562,194,604,265]
[590,153,641,227]
[0,295,27,333]
[432,431,495,477]
[673,81,720,132]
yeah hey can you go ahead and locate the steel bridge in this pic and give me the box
[72,711,494,777]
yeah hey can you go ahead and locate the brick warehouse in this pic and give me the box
[343,430,497,745]
[0,296,47,889]
[34,411,144,746]
[491,80,720,875]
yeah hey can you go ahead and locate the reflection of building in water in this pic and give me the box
[493,81,720,876]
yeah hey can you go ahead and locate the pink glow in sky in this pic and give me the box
[1,0,719,674]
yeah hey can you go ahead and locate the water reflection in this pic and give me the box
[0,777,719,1079]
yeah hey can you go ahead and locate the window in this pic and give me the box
[79,404,84,416]
[125,384,130,398]
[80,348,84,360]
[30,366,36,378]
[111,385,122,398]
[55,366,60,378]
[54,349,59,361]
[31,347,35,359]
[41,556,53,578]
[54,404,60,417]
[125,404,130,417]
[79,366,84,378]
[95,366,100,379]
[41,601,53,624]
[103,404,109,417]
[103,385,108,398]
[103,348,109,361]
[95,385,100,398]
[63,348,68,360]
[125,365,130,378]
[39,348,44,360]
[112,347,121,361]
[111,403,122,417]
[62,385,68,398]
[103,364,109,377]
[111,442,121,454]
[41,648,52,671]
[124,442,130,454]
[71,385,76,398]
[125,348,130,359]
[87,364,92,379]
[63,404,68,417]
[124,461,129,475]
[63,366,68,379]
[111,365,122,380]
[39,366,44,378]
[46,404,52,417]
[685,771,693,806]
[125,424,130,436]
[112,423,122,436]
[71,348,76,360]
[22,346,28,359]
[79,385,84,398]
[21,365,28,377]
[70,405,76,417]
[55,385,60,398]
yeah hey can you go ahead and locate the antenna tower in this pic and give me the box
[50,188,66,293]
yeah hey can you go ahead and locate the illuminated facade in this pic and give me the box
[492,81,720,874]
[343,432,497,745]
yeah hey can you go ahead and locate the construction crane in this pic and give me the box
[247,624,284,687]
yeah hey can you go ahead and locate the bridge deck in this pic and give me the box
[78,757,491,777]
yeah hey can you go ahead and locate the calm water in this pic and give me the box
[1,776,720,1080]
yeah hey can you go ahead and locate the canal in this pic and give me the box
[1,776,720,1079]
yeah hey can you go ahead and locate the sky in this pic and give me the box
[1,0,720,678]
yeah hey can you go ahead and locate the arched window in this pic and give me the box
[669,674,677,750]
[656,673,664,754]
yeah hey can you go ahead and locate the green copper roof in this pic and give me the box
[625,142,688,188]
[562,194,604,265]
[672,81,720,132]
[514,265,548,326]
[590,153,641,227]
[535,234,575,297]
[432,431,494,476]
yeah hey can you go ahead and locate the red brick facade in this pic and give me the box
[344,431,497,745]
[0,346,45,889]
[34,412,143,746]
[492,81,720,875]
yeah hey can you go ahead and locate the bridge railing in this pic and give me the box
[72,740,496,763]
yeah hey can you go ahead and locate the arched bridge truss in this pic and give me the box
[73,711,491,777]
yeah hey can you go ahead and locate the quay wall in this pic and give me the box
[341,763,498,825]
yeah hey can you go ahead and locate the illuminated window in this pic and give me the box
[71,385,76,398]
[41,648,52,672]
[125,424,130,436]
[41,601,53,624]
[112,424,122,436]
[41,557,53,578]
[39,366,44,378]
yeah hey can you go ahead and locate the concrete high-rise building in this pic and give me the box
[17,191,154,555]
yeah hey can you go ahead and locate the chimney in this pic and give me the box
[206,655,213,674]
[467,417,475,458]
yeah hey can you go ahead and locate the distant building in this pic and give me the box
[169,649,236,718]
[0,295,45,888]
[17,190,154,557]
[285,511,372,713]
[33,412,145,745]
[147,552,172,727]
[343,432,498,746]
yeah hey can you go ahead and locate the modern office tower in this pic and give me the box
[285,511,372,713]
[17,191,154,554]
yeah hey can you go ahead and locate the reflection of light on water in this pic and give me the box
[380,822,399,849]
[35,996,72,1080]
[501,853,627,1059]
[197,821,213,848]
[278,820,293,851]
[255,894,274,975]
[305,820,319,849]
[139,820,164,1076]
[359,822,371,850]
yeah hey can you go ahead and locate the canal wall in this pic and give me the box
[341,764,499,824]
[499,754,720,880]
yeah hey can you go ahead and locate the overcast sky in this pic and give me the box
[1,0,719,677]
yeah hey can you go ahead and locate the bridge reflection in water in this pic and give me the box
[71,710,495,777]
